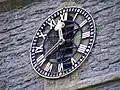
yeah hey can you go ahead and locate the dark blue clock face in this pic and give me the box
[30,6,96,79]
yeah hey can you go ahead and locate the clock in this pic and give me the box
[30,6,96,79]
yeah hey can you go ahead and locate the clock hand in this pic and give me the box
[44,39,63,59]
[37,20,66,65]
[44,20,66,59]
[37,39,64,65]
[55,20,65,44]
[58,28,65,45]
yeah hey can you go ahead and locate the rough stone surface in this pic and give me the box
[78,80,120,90]
[0,0,120,90]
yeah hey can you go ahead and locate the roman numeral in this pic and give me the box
[73,12,78,21]
[77,44,87,53]
[58,63,63,72]
[82,31,90,39]
[71,57,76,65]
[79,19,87,27]
[34,45,43,53]
[60,12,68,21]
[44,62,53,72]
[39,31,47,39]
[37,54,46,66]
[47,19,56,29]
[73,9,80,21]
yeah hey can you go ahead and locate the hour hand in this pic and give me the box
[55,20,65,43]
[55,20,65,31]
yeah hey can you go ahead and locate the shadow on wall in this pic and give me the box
[0,0,45,13]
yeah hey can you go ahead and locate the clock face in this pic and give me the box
[30,6,96,79]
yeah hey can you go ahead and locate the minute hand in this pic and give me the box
[37,40,62,65]
[43,39,63,60]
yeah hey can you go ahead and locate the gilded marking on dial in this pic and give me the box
[39,30,47,39]
[60,12,68,21]
[37,54,46,66]
[82,31,90,39]
[58,63,63,72]
[46,19,56,29]
[79,19,88,27]
[44,62,53,72]
[73,12,78,21]
[77,44,87,53]
[34,45,43,53]
[71,57,76,65]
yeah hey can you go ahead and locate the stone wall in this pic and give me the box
[0,0,120,90]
